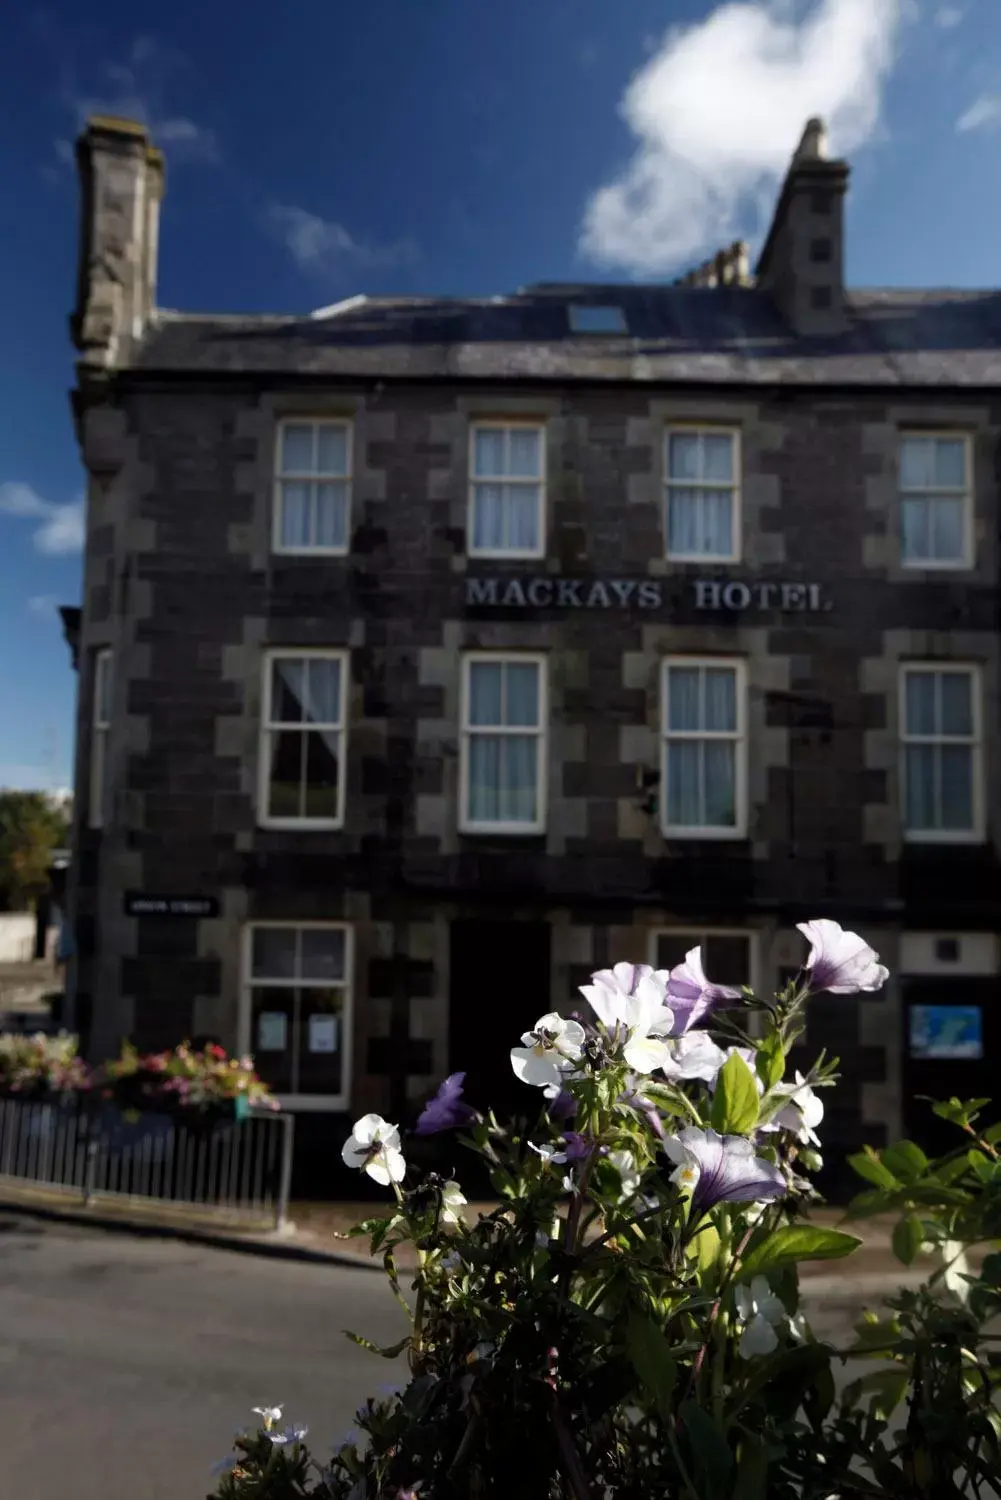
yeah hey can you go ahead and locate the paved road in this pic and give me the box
[0,1214,407,1500]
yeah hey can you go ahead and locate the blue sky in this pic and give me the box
[0,0,998,792]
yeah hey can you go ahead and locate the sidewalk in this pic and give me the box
[0,1181,943,1305]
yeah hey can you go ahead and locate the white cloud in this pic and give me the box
[267,203,417,276]
[579,0,904,276]
[70,37,220,164]
[27,595,59,617]
[935,6,962,27]
[956,94,1001,133]
[0,483,84,555]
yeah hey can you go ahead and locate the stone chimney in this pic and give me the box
[755,117,849,337]
[71,117,164,371]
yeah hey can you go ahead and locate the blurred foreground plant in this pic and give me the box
[208,921,1001,1499]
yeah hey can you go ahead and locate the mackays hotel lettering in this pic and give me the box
[464,575,833,613]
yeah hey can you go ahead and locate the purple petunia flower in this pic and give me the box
[664,1127,785,1219]
[561,1131,592,1162]
[414,1073,479,1135]
[796,919,889,995]
[666,948,744,1033]
[546,1086,579,1122]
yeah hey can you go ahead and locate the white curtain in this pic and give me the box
[472,483,505,550]
[931,497,963,561]
[667,489,732,556]
[468,737,537,823]
[280,481,311,547]
[315,481,349,548]
[905,744,936,830]
[904,673,937,736]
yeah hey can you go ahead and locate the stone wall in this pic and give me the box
[67,378,1001,1146]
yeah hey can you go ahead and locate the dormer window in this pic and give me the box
[568,305,627,334]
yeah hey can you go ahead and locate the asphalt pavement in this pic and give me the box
[0,1212,408,1500]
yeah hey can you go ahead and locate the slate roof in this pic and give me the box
[132,284,1001,388]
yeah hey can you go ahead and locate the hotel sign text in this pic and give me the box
[465,576,831,613]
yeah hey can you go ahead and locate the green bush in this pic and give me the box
[208,922,1001,1499]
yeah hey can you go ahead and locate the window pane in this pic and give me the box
[272,659,306,724]
[702,434,734,483]
[941,745,973,829]
[667,667,701,730]
[702,490,734,556]
[468,735,501,821]
[302,730,341,819]
[900,436,932,489]
[666,740,701,826]
[940,672,972,736]
[704,668,736,732]
[905,743,936,830]
[281,424,314,473]
[315,481,349,548]
[500,736,538,823]
[901,496,929,561]
[931,496,964,561]
[704,741,737,826]
[280,482,311,547]
[250,988,294,1093]
[655,933,693,971]
[667,490,699,554]
[934,438,966,488]
[316,425,348,476]
[704,935,750,986]
[305,658,342,725]
[252,927,298,980]
[667,433,699,480]
[472,483,505,550]
[473,428,505,477]
[300,929,346,982]
[295,987,345,1096]
[505,663,539,727]
[508,429,541,478]
[905,673,936,736]
[468,663,503,726]
[266,730,304,818]
[506,484,541,550]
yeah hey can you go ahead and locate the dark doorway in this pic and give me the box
[902,976,1000,1156]
[450,919,552,1126]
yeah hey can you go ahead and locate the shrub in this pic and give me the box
[209,920,1001,1497]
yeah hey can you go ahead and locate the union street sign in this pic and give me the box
[124,893,220,919]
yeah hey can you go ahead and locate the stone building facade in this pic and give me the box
[63,115,1001,1181]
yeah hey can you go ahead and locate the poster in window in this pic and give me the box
[909,1005,983,1061]
[257,1012,288,1052]
[308,1014,339,1054]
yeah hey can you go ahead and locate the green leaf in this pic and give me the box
[891,1214,924,1266]
[733,1434,769,1500]
[755,1034,785,1093]
[932,1096,989,1128]
[852,1367,911,1420]
[626,1311,677,1415]
[739,1224,861,1280]
[847,1148,899,1189]
[968,1149,997,1184]
[881,1140,929,1182]
[679,1401,733,1488]
[689,1223,721,1274]
[344,1331,412,1359]
[849,1315,903,1356]
[710,1052,760,1135]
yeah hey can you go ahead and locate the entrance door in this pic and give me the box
[902,976,1000,1156]
[449,920,552,1125]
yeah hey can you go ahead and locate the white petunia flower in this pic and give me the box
[252,1405,283,1431]
[735,1276,787,1358]
[579,963,675,1074]
[607,1149,642,1199]
[511,1013,586,1089]
[660,1030,727,1085]
[341,1114,406,1186]
[440,1180,467,1229]
[269,1425,308,1446]
[771,1072,824,1147]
